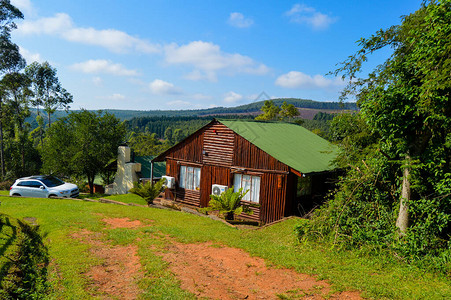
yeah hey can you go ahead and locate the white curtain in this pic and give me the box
[180,166,186,188]
[234,174,241,193]
[251,176,261,203]
[187,167,194,189]
[194,168,201,189]
[233,173,260,203]
[179,165,201,190]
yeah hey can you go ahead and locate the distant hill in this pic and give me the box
[26,98,356,127]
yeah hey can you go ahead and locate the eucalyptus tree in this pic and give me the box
[0,0,24,179]
[1,72,33,175]
[25,61,73,128]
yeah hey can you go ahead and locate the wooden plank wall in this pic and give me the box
[165,130,203,163]
[234,134,289,172]
[259,173,288,223]
[200,165,232,207]
[203,123,234,166]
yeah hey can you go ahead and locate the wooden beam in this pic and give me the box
[290,168,303,178]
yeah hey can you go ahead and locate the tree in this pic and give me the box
[280,101,300,120]
[129,179,165,206]
[0,1,24,179]
[1,72,32,175]
[41,110,126,194]
[0,0,23,37]
[255,100,280,121]
[333,0,451,236]
[172,128,184,144]
[298,1,451,267]
[25,61,73,127]
[164,126,173,144]
[255,100,300,121]
[127,131,164,156]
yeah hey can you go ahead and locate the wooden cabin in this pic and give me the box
[152,119,338,224]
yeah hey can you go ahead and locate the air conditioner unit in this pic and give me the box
[211,184,228,196]
[162,176,175,189]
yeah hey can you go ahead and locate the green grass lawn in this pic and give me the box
[1,196,450,299]
[79,193,148,206]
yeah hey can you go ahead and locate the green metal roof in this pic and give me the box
[219,119,338,174]
[134,156,166,178]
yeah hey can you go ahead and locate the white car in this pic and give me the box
[9,175,79,198]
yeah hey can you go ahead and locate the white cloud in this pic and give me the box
[228,12,254,28]
[19,46,43,63]
[286,4,336,30]
[11,0,33,16]
[223,91,243,104]
[17,13,160,54]
[92,77,103,86]
[149,79,182,95]
[190,93,213,101]
[275,71,345,89]
[164,41,269,81]
[71,60,139,76]
[167,100,192,107]
[97,93,126,101]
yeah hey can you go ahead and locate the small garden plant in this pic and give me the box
[206,186,251,220]
[129,178,165,205]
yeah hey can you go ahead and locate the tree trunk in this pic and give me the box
[0,100,4,180]
[88,174,94,194]
[396,155,411,235]
[47,110,51,128]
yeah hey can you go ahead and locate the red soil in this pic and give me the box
[71,217,361,299]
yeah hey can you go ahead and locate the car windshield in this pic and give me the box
[40,176,64,187]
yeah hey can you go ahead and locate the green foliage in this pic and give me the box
[24,61,73,126]
[255,100,300,121]
[206,187,250,220]
[0,215,49,299]
[127,131,166,156]
[312,111,335,121]
[255,100,281,121]
[41,110,126,194]
[304,0,451,272]
[129,178,165,205]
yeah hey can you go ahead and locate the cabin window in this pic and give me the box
[179,165,201,190]
[233,174,261,203]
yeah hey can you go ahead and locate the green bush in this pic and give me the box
[129,178,165,205]
[0,180,14,191]
[0,215,49,299]
[206,187,251,220]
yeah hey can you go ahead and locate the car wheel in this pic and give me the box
[12,193,21,197]
[49,194,58,198]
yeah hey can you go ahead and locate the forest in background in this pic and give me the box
[25,98,356,128]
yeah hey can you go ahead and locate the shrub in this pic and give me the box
[129,179,165,205]
[206,187,251,220]
[0,180,14,191]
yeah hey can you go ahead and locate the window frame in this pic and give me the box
[233,173,261,203]
[179,165,201,191]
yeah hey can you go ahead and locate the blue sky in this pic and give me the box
[11,0,422,110]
